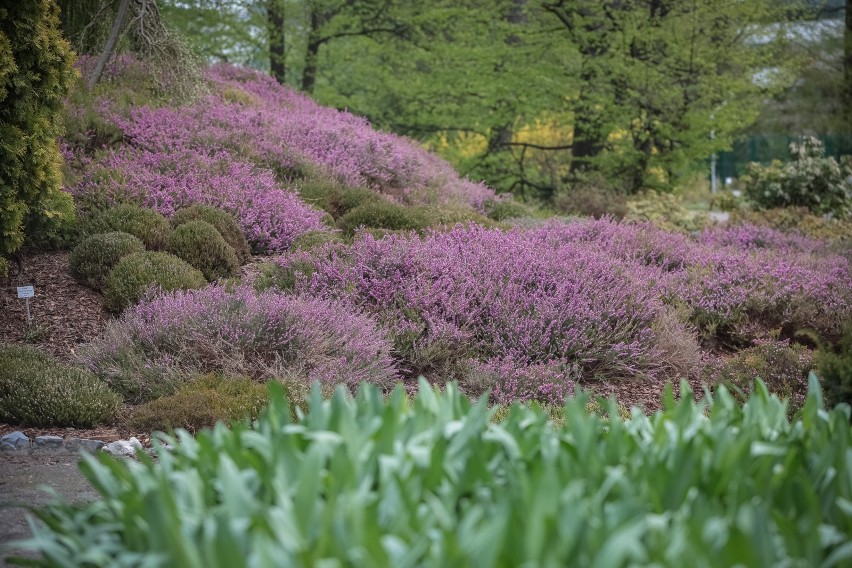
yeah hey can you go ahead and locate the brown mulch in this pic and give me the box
[1,250,111,361]
[582,375,710,414]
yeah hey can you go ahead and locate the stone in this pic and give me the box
[1,442,16,452]
[102,437,143,457]
[0,431,30,450]
[65,438,105,453]
[34,435,64,449]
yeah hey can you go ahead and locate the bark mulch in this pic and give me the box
[1,250,110,361]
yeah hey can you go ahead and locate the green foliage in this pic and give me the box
[553,174,629,219]
[125,374,269,434]
[0,0,76,256]
[816,326,852,412]
[336,201,431,235]
[482,198,534,221]
[712,339,814,412]
[79,204,171,250]
[24,189,77,250]
[626,190,709,233]
[167,220,240,282]
[298,181,383,219]
[15,378,852,566]
[103,251,206,312]
[742,137,852,218]
[289,230,343,251]
[69,231,146,290]
[254,259,316,293]
[0,344,120,428]
[171,204,251,264]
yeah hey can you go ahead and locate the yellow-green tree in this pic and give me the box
[0,0,76,259]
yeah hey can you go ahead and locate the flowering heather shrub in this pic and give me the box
[104,251,207,312]
[69,231,146,289]
[167,220,239,282]
[80,286,398,403]
[78,204,171,250]
[731,207,852,243]
[464,357,576,406]
[709,339,814,411]
[278,225,673,382]
[171,204,251,264]
[698,223,824,254]
[70,148,327,253]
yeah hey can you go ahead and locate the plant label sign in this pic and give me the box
[16,286,34,299]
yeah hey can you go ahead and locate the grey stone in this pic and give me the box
[1,431,30,450]
[34,435,64,449]
[65,438,105,453]
[102,437,143,457]
[1,442,17,452]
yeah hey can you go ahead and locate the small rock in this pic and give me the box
[1,442,16,452]
[34,435,64,450]
[102,437,143,457]
[65,438,105,453]
[0,431,30,450]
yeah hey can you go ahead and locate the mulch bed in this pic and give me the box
[1,250,111,361]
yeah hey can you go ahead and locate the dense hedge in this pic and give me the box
[79,204,171,250]
[171,205,251,263]
[0,0,76,257]
[103,251,206,312]
[69,231,146,289]
[167,219,239,281]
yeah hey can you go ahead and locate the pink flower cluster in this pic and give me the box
[81,285,398,396]
[698,223,824,254]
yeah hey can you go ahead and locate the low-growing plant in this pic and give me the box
[298,181,383,219]
[482,198,534,221]
[336,201,431,235]
[710,339,814,411]
[0,345,120,427]
[289,230,343,251]
[79,285,398,403]
[167,220,240,282]
[553,172,628,219]
[125,374,269,434]
[103,251,206,312]
[78,203,171,250]
[731,207,852,243]
[815,325,852,411]
[741,137,852,218]
[11,378,852,567]
[171,204,252,264]
[69,231,146,289]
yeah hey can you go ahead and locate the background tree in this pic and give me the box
[0,0,76,260]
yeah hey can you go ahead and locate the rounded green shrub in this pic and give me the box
[79,204,171,250]
[0,344,120,427]
[69,231,145,289]
[171,205,251,264]
[483,198,534,221]
[290,230,343,251]
[337,202,431,235]
[104,251,206,312]
[167,220,239,282]
[125,374,269,434]
[299,181,382,219]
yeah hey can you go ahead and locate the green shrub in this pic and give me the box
[0,344,120,427]
[79,204,171,250]
[742,137,852,218]
[336,201,431,235]
[731,207,852,243]
[25,189,77,250]
[553,172,629,219]
[0,0,76,257]
[816,326,852,411]
[289,230,343,251]
[19,379,852,566]
[626,190,708,233]
[415,205,497,229]
[103,251,206,312]
[254,259,317,292]
[69,231,145,289]
[711,339,814,412]
[483,198,534,221]
[125,374,269,434]
[171,205,251,264]
[299,181,382,219]
[167,220,239,282]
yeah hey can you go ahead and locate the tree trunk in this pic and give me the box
[569,66,607,174]
[844,0,852,125]
[301,10,322,93]
[87,0,130,90]
[267,0,285,84]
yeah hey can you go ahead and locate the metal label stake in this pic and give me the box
[16,285,34,326]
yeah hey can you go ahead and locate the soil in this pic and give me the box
[0,452,97,567]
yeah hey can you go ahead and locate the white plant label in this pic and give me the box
[16,286,34,299]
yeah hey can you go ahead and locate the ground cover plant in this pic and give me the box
[9,378,852,567]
